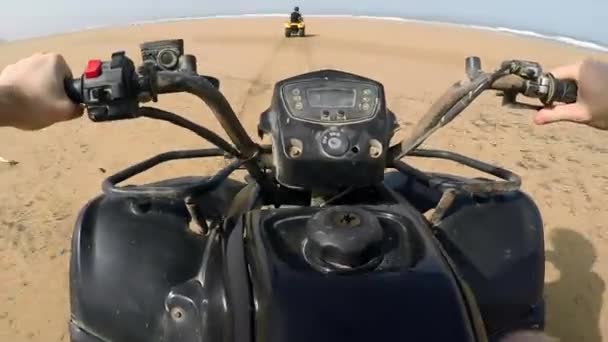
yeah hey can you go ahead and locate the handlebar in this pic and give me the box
[64,52,578,160]
[154,71,259,157]
[64,50,277,198]
[63,49,578,199]
[387,57,578,160]
[489,73,578,106]
[64,51,258,158]
[64,78,82,104]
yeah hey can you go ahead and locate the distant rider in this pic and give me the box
[0,53,607,131]
[290,6,303,23]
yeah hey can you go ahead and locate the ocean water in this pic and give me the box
[127,13,608,52]
[0,0,606,52]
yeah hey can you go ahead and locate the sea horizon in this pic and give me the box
[2,10,608,54]
[6,12,605,53]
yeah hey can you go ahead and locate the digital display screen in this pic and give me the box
[306,88,356,108]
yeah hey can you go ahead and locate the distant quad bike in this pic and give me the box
[285,19,305,37]
[64,39,578,342]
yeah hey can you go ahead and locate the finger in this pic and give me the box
[29,52,48,65]
[58,55,73,78]
[549,61,582,80]
[58,100,84,121]
[72,104,85,119]
[50,53,73,78]
[67,103,85,120]
[534,103,590,125]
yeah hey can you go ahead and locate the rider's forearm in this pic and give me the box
[0,85,24,128]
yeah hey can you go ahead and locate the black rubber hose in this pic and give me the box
[102,148,238,198]
[407,149,521,193]
[138,106,239,156]
[154,71,259,158]
[153,71,275,194]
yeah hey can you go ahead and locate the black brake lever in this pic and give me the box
[495,60,544,110]
[497,90,545,110]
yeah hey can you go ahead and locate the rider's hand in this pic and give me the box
[534,58,608,130]
[0,53,83,130]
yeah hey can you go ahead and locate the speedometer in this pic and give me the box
[306,88,356,108]
[280,79,380,124]
[259,69,396,190]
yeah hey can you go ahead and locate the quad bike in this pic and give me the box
[285,19,305,37]
[63,38,577,342]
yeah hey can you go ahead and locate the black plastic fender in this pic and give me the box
[69,193,204,341]
[384,170,545,339]
[68,177,250,342]
[435,191,545,338]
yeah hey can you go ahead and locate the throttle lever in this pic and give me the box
[496,90,547,110]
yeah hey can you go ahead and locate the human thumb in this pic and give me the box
[533,103,589,125]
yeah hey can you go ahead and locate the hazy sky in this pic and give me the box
[1,0,606,44]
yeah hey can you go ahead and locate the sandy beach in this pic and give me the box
[1,17,608,341]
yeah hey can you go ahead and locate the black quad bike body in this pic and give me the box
[64,39,578,342]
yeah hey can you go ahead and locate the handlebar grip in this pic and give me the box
[548,74,578,104]
[64,77,83,104]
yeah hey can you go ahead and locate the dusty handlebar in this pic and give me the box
[65,52,579,166]
[153,71,259,158]
[63,54,275,196]
[466,56,578,105]
[63,56,259,159]
[387,58,579,160]
[489,73,578,105]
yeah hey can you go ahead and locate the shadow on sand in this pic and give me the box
[286,33,319,38]
[544,228,604,342]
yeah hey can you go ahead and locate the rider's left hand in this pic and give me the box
[0,53,83,130]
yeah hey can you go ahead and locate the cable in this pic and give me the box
[138,106,239,156]
[102,148,233,198]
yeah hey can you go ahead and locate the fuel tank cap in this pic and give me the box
[304,206,384,272]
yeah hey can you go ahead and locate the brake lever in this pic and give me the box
[495,60,542,110]
[496,90,545,111]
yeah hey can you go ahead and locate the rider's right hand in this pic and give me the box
[534,58,608,130]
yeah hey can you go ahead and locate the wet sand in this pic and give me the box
[1,17,608,341]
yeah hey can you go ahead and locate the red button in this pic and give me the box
[84,59,102,79]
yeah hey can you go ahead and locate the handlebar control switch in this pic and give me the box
[78,51,140,122]
[84,59,102,79]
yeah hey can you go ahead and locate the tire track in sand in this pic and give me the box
[236,35,316,122]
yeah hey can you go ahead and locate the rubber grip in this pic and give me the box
[64,77,83,104]
[552,77,578,104]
